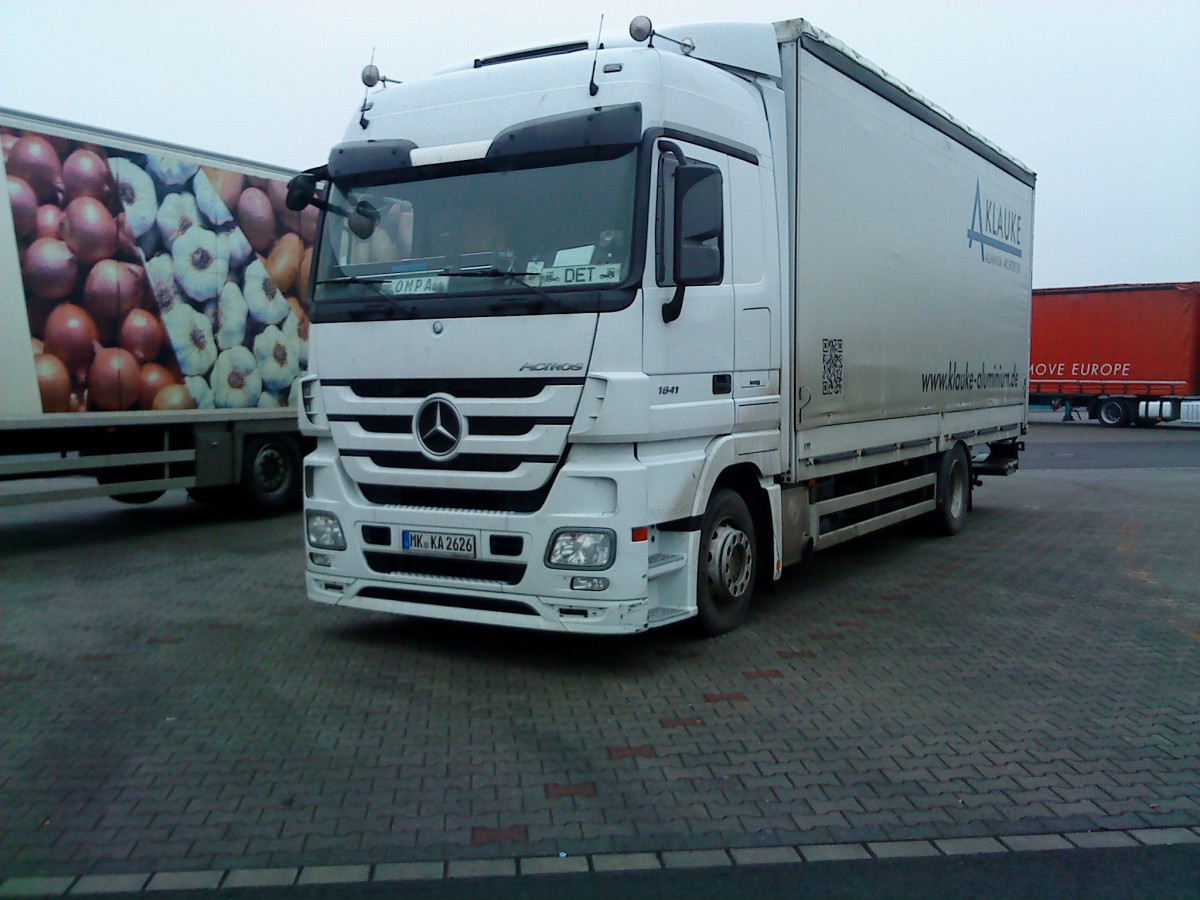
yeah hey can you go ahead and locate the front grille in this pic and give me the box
[343,450,558,473]
[472,417,572,436]
[364,551,526,585]
[324,376,584,513]
[327,377,583,399]
[338,415,410,434]
[358,481,556,513]
[331,415,571,437]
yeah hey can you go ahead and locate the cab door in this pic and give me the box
[642,140,735,378]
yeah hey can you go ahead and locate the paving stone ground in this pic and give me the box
[1,426,1198,884]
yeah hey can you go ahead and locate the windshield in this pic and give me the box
[313,149,639,316]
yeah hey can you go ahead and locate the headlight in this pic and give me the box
[546,528,615,570]
[306,511,346,550]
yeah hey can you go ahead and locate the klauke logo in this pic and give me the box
[967,180,1023,273]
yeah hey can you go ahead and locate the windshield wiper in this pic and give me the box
[441,268,558,307]
[316,273,402,286]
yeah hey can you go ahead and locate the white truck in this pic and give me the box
[288,17,1035,634]
[1,108,311,511]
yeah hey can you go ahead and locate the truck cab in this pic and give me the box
[298,26,787,634]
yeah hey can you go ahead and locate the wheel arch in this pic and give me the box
[692,441,776,590]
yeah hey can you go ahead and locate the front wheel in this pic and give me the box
[695,489,756,636]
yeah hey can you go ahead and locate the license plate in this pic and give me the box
[390,274,448,295]
[401,530,476,558]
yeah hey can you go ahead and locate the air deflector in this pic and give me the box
[488,104,642,161]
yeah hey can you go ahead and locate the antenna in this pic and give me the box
[588,15,605,96]
[358,47,376,129]
[357,49,401,128]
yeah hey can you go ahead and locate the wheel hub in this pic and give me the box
[707,524,752,598]
[255,447,286,492]
[948,471,966,518]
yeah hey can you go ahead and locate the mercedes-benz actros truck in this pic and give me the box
[288,17,1035,635]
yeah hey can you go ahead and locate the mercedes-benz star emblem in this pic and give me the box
[414,396,464,458]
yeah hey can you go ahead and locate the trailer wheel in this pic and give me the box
[241,435,300,514]
[1097,398,1131,427]
[695,489,756,636]
[98,466,165,505]
[111,491,166,505]
[933,445,970,536]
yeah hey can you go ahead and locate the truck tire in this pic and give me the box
[111,491,166,505]
[97,464,165,505]
[241,434,301,514]
[1097,398,1131,427]
[695,489,756,636]
[933,445,970,536]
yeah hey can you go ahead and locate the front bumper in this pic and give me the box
[307,571,660,634]
[303,440,695,634]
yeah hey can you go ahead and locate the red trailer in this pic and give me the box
[1030,283,1200,426]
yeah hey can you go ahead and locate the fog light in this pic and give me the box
[546,528,615,569]
[571,576,610,591]
[306,510,346,550]
[310,552,332,567]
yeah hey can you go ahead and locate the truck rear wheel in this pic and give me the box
[241,434,301,514]
[933,445,970,536]
[97,464,166,505]
[1097,398,1132,427]
[111,491,166,505]
[695,489,756,636]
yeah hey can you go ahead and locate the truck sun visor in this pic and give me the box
[328,139,419,178]
[487,104,642,160]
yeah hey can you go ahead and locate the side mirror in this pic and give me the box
[672,164,723,286]
[285,173,318,212]
[347,200,380,240]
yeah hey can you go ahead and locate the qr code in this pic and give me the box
[822,338,843,395]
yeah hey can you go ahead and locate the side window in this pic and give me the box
[655,153,679,286]
[655,147,724,288]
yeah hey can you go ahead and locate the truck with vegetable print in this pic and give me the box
[287,16,1035,635]
[1030,283,1200,427]
[0,108,310,510]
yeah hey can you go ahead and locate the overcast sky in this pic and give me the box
[2,0,1197,288]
